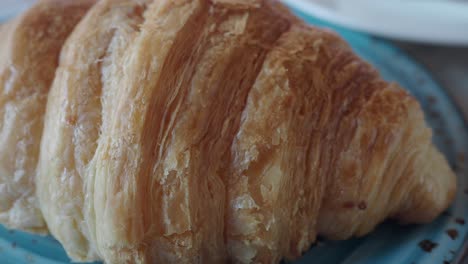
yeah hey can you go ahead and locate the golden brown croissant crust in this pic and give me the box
[0,0,94,233]
[0,0,457,263]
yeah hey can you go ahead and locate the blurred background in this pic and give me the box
[397,44,468,120]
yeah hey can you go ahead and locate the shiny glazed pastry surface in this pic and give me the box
[0,0,458,263]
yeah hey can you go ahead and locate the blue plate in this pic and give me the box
[0,8,467,264]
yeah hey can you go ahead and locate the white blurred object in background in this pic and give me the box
[281,0,468,45]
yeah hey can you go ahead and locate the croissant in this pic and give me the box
[0,0,94,233]
[0,0,456,263]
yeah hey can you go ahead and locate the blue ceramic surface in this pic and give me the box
[0,8,467,264]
